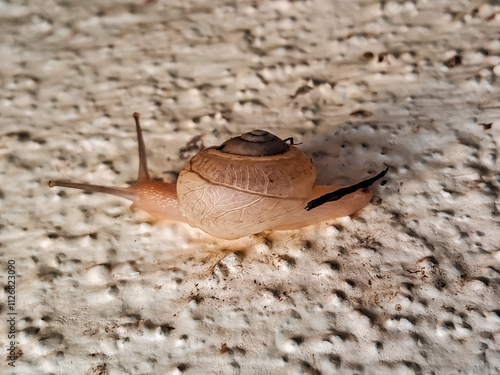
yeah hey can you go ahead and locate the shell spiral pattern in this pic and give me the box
[177,145,316,239]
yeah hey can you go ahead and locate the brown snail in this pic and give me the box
[49,113,387,239]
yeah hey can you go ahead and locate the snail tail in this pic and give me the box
[305,167,389,211]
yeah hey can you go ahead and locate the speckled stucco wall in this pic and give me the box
[1,0,500,374]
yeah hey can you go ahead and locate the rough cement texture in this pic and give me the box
[1,0,500,374]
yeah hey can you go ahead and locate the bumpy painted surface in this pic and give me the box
[1,0,500,374]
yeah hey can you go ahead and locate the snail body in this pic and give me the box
[49,113,387,239]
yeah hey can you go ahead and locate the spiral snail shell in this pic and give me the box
[49,113,387,239]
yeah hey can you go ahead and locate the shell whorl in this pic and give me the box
[217,129,288,156]
[179,146,315,199]
[176,130,316,238]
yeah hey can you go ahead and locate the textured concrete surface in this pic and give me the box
[1,0,500,374]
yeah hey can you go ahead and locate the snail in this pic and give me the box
[49,113,387,239]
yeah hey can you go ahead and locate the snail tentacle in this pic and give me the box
[49,113,187,223]
[133,112,150,183]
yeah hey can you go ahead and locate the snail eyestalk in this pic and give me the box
[133,112,150,183]
[48,113,186,223]
[48,112,151,201]
[48,180,137,201]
